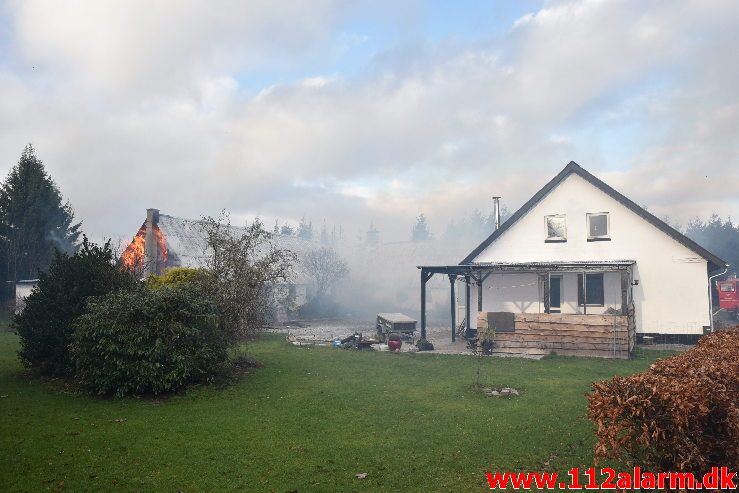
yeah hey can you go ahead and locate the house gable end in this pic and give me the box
[462,162,727,271]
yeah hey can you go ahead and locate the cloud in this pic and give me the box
[0,0,737,245]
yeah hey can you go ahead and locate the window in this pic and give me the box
[719,283,736,292]
[587,212,610,240]
[578,273,604,306]
[545,215,567,242]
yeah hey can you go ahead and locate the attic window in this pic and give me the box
[587,213,610,241]
[545,215,567,242]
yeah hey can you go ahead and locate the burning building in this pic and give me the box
[121,209,314,313]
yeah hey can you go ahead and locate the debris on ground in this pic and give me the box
[483,387,519,397]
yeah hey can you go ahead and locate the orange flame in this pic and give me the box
[121,223,168,274]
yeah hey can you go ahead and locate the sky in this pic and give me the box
[0,0,738,244]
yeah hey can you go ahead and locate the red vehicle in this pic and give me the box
[717,276,739,319]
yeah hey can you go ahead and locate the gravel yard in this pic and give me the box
[266,318,475,354]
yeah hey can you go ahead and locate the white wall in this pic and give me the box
[471,173,710,334]
[15,282,37,314]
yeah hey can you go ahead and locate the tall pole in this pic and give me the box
[421,269,428,339]
[449,275,456,342]
[465,275,471,337]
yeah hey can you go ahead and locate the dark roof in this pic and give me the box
[460,161,727,272]
[419,260,636,276]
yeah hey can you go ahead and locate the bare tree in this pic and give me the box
[200,212,296,340]
[302,246,349,299]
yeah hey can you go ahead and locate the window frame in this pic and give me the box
[577,272,605,307]
[544,214,567,243]
[586,212,610,241]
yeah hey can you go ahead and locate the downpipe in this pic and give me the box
[708,266,729,332]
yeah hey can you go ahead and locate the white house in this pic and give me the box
[419,162,727,354]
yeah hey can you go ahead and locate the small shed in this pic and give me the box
[15,279,39,314]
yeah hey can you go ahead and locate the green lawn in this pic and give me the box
[0,331,674,492]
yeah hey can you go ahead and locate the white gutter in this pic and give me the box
[708,265,729,332]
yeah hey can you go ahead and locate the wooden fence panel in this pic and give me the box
[478,311,635,359]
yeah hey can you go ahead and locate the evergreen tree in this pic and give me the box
[684,215,739,276]
[297,216,314,240]
[319,221,330,244]
[411,214,432,242]
[366,221,380,246]
[0,144,82,282]
[443,206,512,242]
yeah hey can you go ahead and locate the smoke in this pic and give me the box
[292,207,511,324]
[330,233,489,323]
[45,229,77,255]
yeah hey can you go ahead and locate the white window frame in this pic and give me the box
[544,214,567,242]
[586,212,610,240]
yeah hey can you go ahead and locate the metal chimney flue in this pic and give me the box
[492,196,501,231]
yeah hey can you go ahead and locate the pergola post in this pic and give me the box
[465,275,471,337]
[620,269,629,315]
[477,277,483,313]
[420,269,433,340]
[582,270,587,315]
[449,274,456,342]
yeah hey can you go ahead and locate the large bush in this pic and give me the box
[71,282,229,396]
[587,328,739,474]
[14,237,134,376]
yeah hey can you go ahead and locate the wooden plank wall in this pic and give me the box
[477,310,635,359]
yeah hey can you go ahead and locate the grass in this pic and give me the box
[0,330,675,492]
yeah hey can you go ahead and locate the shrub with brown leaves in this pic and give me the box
[587,327,739,474]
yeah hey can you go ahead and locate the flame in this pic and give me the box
[120,223,168,274]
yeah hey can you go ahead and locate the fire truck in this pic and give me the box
[717,276,739,320]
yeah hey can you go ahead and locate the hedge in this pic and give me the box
[587,327,739,473]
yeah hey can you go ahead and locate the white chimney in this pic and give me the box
[493,197,501,231]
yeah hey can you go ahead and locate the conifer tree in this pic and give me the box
[411,213,432,241]
[0,144,82,282]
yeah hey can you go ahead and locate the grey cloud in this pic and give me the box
[0,0,737,246]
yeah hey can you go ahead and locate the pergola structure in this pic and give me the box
[417,260,636,341]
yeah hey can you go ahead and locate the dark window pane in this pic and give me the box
[589,214,608,237]
[578,273,604,306]
[549,277,561,310]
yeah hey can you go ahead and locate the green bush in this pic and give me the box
[14,237,135,376]
[415,338,434,351]
[146,267,211,290]
[71,282,229,396]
